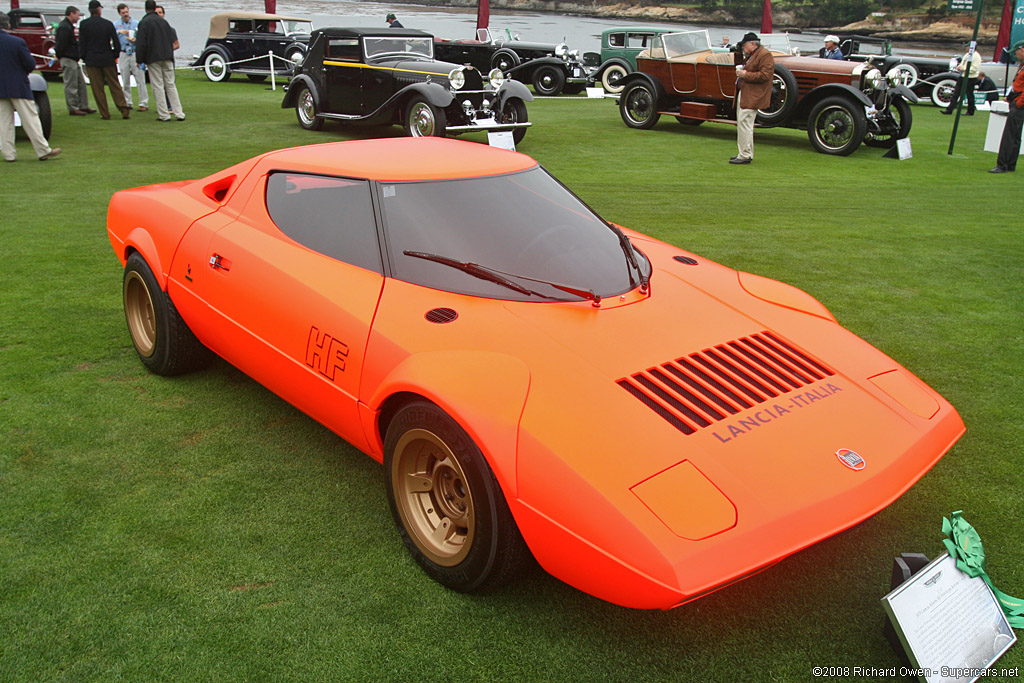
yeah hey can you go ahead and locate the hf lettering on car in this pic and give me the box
[306,326,348,381]
[108,137,965,610]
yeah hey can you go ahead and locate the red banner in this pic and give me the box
[994,0,1012,60]
[477,0,489,32]
[265,0,276,14]
[761,0,772,35]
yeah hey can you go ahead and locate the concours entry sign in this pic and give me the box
[881,553,1016,683]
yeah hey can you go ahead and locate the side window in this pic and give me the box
[229,20,253,33]
[265,173,382,273]
[627,33,652,49]
[327,38,359,60]
[608,32,625,48]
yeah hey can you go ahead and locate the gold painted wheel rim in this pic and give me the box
[392,428,474,567]
[124,271,156,358]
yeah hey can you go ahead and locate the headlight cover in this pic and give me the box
[488,68,505,88]
[865,68,883,90]
[555,43,568,58]
[448,68,465,90]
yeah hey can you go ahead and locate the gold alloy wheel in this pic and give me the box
[123,270,156,358]
[391,428,475,567]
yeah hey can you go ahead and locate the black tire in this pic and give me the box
[286,46,306,66]
[932,77,958,109]
[34,90,52,140]
[404,96,446,137]
[864,98,913,148]
[491,50,519,73]
[122,252,211,376]
[295,84,323,131]
[203,52,230,82]
[807,95,867,156]
[601,63,628,93]
[755,64,798,127]
[384,400,528,593]
[619,81,660,129]
[246,74,267,83]
[532,66,565,96]
[498,97,528,144]
[675,116,703,126]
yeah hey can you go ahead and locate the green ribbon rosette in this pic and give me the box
[942,510,1024,629]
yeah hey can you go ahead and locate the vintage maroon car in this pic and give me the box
[9,7,63,76]
[618,30,918,156]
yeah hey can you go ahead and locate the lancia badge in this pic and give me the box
[836,448,866,471]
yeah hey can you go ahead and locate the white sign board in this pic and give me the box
[487,131,516,151]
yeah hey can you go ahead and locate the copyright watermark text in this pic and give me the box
[810,665,1020,678]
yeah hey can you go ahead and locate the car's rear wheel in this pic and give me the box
[123,252,211,376]
[864,98,912,148]
[203,52,230,82]
[295,84,323,131]
[491,50,519,73]
[932,77,958,109]
[532,66,565,96]
[888,63,918,88]
[619,81,661,129]
[498,97,528,144]
[385,401,527,592]
[404,97,446,137]
[601,63,628,93]
[807,96,867,156]
[755,64,798,127]
[33,89,52,140]
[287,47,305,66]
[246,74,267,83]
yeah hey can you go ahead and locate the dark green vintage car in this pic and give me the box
[282,27,533,142]
[589,26,676,94]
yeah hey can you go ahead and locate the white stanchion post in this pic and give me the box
[269,51,276,91]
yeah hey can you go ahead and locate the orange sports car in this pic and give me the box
[108,138,964,609]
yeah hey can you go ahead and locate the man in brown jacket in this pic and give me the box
[732,32,774,164]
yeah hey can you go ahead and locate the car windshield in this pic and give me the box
[660,30,711,59]
[364,37,433,60]
[760,33,793,54]
[380,167,648,302]
[283,20,312,36]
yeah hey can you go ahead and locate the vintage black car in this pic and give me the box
[834,36,959,107]
[282,27,533,142]
[619,30,918,156]
[434,28,595,96]
[192,11,313,82]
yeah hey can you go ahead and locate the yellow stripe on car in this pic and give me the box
[323,60,445,78]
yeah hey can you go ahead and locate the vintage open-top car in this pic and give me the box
[434,28,595,96]
[108,137,964,609]
[192,11,313,82]
[282,27,532,142]
[8,7,62,76]
[618,29,919,155]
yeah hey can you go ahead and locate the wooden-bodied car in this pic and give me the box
[618,30,919,155]
[282,27,532,142]
[108,137,964,609]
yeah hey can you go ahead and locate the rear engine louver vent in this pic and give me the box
[618,331,835,435]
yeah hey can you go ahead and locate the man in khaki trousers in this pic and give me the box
[732,32,774,165]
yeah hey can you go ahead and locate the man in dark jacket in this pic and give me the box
[135,0,182,121]
[732,32,774,165]
[78,0,129,119]
[0,11,62,160]
[54,5,95,115]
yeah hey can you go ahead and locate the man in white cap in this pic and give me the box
[824,35,844,60]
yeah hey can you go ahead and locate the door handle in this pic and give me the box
[209,253,231,271]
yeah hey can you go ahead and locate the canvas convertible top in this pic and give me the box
[207,11,310,39]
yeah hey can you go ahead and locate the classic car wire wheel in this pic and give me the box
[405,98,445,137]
[620,82,660,129]
[123,270,156,358]
[808,96,867,155]
[601,64,628,93]
[392,428,475,566]
[932,78,958,109]
[297,88,318,128]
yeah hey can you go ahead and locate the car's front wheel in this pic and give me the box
[807,96,867,156]
[384,401,528,592]
[122,252,210,376]
[532,65,565,96]
[202,52,230,82]
[33,89,52,139]
[498,98,528,144]
[294,84,323,131]
[931,77,958,109]
[601,63,628,93]
[864,98,912,148]
[619,81,661,129]
[404,97,446,137]
[755,64,798,127]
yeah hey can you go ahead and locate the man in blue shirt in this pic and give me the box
[113,3,147,110]
[823,35,844,60]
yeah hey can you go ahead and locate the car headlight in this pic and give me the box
[488,68,505,88]
[555,43,568,58]
[865,68,883,89]
[448,68,465,90]
[887,70,903,86]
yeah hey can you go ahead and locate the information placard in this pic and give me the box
[881,553,1016,683]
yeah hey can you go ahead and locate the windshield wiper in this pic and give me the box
[403,251,602,305]
[607,225,650,291]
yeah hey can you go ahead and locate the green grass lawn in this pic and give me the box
[2,72,1022,681]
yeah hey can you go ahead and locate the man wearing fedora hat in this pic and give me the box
[731,32,774,165]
